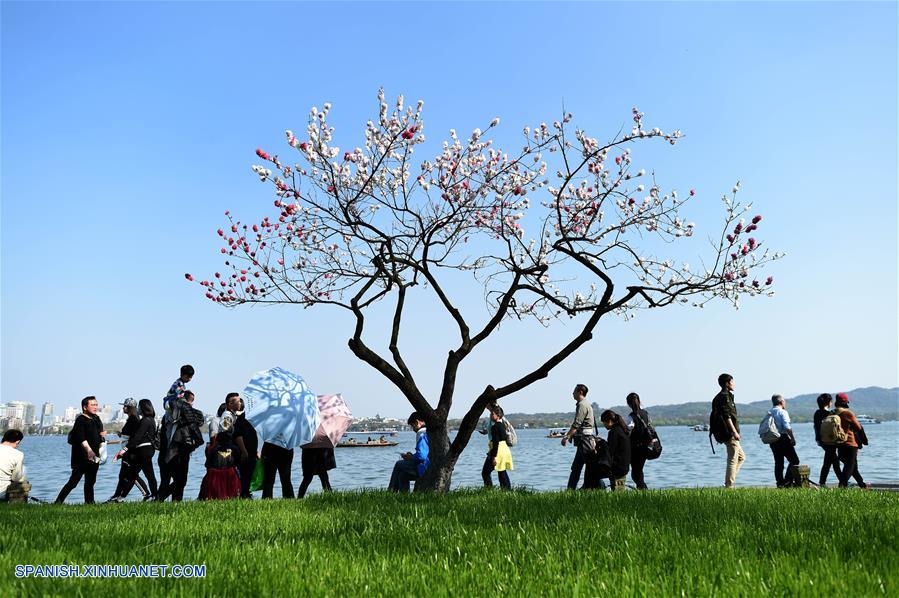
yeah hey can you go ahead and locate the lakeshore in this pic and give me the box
[18,423,899,502]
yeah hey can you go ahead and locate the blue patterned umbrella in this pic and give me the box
[243,367,320,449]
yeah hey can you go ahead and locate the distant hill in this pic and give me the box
[462,386,899,428]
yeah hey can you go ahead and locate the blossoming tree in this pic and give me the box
[190,89,780,492]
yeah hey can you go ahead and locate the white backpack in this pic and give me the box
[758,411,781,444]
[503,418,518,447]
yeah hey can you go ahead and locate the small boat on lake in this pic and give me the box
[856,415,882,424]
[546,429,565,439]
[692,424,709,432]
[337,437,399,448]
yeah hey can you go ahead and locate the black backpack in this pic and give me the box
[633,411,662,460]
[151,423,161,450]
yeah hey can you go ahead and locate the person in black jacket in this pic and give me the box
[625,393,651,490]
[813,393,842,487]
[55,396,106,504]
[158,391,205,502]
[228,394,259,499]
[113,399,159,501]
[106,399,150,502]
[600,410,631,486]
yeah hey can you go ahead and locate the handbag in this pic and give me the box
[97,442,108,465]
[249,457,265,492]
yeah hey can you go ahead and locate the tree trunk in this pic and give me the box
[416,420,457,493]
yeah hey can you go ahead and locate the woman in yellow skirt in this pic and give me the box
[488,406,513,490]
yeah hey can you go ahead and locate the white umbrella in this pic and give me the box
[243,367,320,449]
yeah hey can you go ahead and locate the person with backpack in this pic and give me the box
[479,402,499,487]
[764,395,800,488]
[711,373,745,488]
[158,390,205,502]
[833,393,869,489]
[600,410,631,487]
[813,393,842,487]
[55,396,106,504]
[625,392,652,490]
[561,384,601,490]
[487,406,513,490]
[112,399,159,501]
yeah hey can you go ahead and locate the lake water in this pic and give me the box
[21,422,899,502]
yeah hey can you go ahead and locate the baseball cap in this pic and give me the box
[120,398,138,409]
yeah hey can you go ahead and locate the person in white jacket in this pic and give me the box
[0,429,26,501]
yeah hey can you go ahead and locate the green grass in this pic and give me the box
[2,489,897,596]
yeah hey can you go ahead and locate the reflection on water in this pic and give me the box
[21,422,898,502]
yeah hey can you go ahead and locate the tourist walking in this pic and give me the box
[600,410,631,487]
[561,384,601,490]
[0,429,26,502]
[625,393,652,490]
[388,412,430,492]
[297,447,335,497]
[55,396,106,504]
[487,406,513,490]
[813,393,842,487]
[834,393,868,489]
[711,373,745,488]
[262,442,295,499]
[199,413,241,500]
[106,398,150,502]
[112,399,159,501]
[229,394,259,499]
[479,402,498,487]
[766,395,800,487]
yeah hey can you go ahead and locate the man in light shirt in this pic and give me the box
[0,429,26,501]
[768,394,800,487]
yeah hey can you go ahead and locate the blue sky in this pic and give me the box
[2,1,897,418]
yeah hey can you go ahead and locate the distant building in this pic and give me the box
[64,407,79,423]
[6,401,35,424]
[40,402,55,428]
[99,404,115,424]
[3,417,25,431]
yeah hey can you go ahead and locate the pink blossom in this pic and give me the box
[752,215,763,224]
[766,276,774,285]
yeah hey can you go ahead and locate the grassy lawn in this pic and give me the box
[3,489,897,596]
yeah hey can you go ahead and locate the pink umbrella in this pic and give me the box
[302,394,353,448]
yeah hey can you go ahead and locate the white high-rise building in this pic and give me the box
[99,404,115,424]
[6,402,31,422]
[40,402,55,428]
[64,407,79,423]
